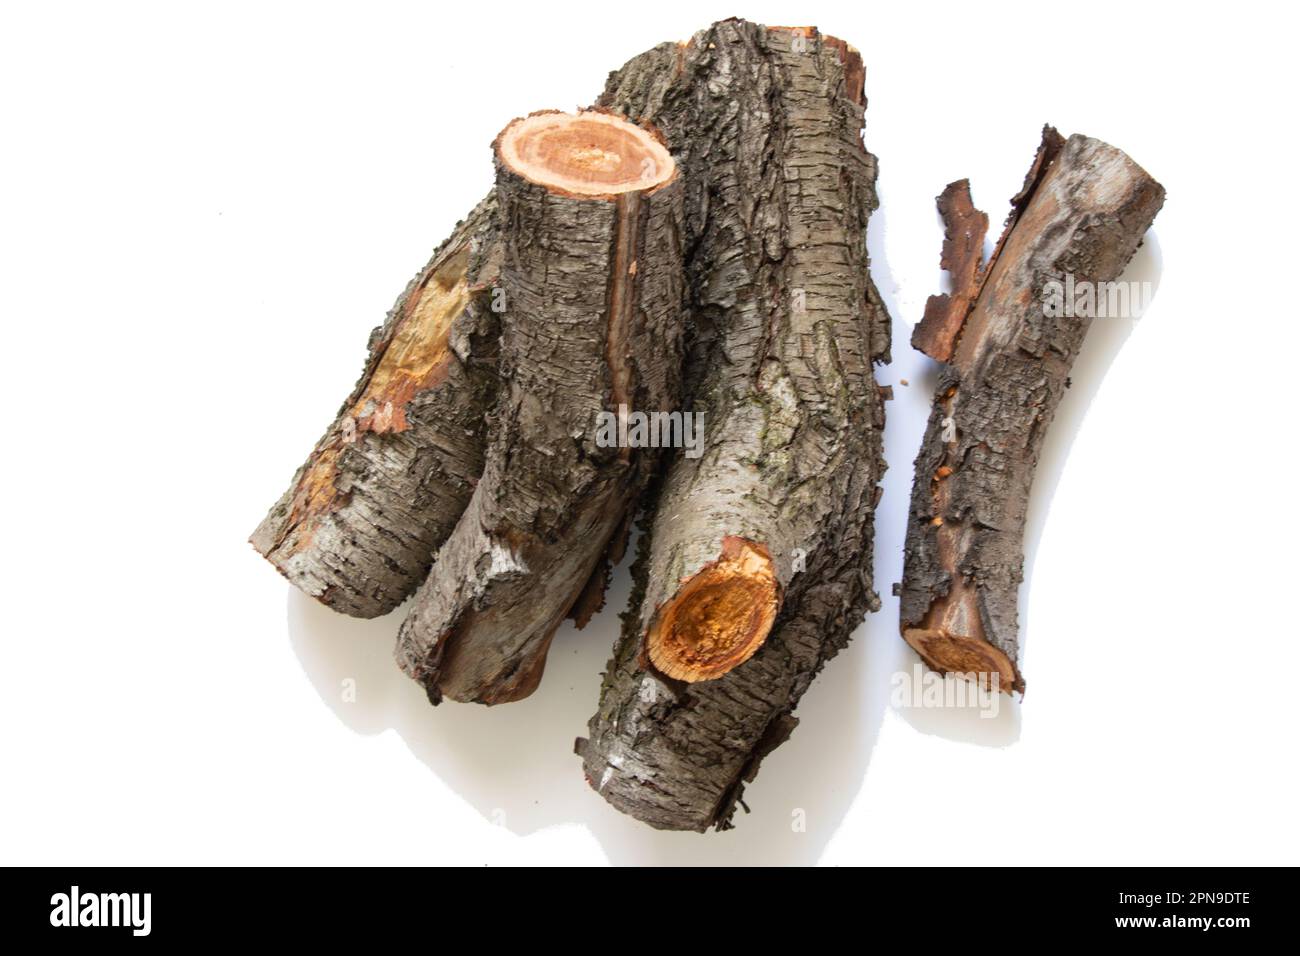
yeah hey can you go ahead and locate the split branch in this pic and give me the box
[899,127,1165,694]
[250,198,502,617]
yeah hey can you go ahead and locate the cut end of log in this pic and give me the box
[495,110,675,199]
[903,627,1024,696]
[646,537,780,682]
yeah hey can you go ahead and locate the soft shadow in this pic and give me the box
[287,555,637,841]
[892,671,1023,746]
[287,533,884,864]
[1018,233,1163,643]
[583,615,881,865]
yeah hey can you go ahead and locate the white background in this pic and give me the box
[3,0,1296,866]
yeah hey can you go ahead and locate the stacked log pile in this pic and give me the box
[253,18,1163,831]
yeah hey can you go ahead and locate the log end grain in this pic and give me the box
[494,110,675,199]
[645,536,780,682]
[903,628,1023,696]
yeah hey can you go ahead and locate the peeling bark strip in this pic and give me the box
[250,197,502,617]
[395,111,684,705]
[899,128,1165,694]
[578,20,891,831]
[911,181,988,363]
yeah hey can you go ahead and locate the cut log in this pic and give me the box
[250,197,502,617]
[577,21,892,831]
[898,127,1165,695]
[395,111,684,705]
[250,31,709,620]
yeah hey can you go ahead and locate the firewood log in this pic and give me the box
[577,20,892,831]
[395,111,684,704]
[899,127,1165,694]
[250,198,502,617]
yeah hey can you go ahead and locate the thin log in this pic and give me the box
[250,198,502,617]
[898,127,1165,694]
[395,111,684,705]
[577,20,892,831]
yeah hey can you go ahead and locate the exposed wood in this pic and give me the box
[646,536,779,682]
[395,111,684,705]
[249,40,693,622]
[899,127,1165,695]
[250,197,502,617]
[577,20,891,831]
[496,110,675,198]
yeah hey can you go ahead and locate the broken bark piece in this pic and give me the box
[912,180,988,363]
[250,196,502,617]
[395,110,684,705]
[578,20,891,831]
[899,127,1166,695]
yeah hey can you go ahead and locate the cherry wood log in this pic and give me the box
[395,111,684,705]
[899,127,1165,695]
[250,198,502,617]
[576,20,892,831]
[249,29,712,620]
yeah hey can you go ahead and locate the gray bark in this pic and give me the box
[395,120,685,705]
[898,128,1165,694]
[577,20,892,831]
[248,34,693,621]
[250,196,501,617]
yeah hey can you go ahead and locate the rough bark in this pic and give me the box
[577,20,891,831]
[898,127,1165,694]
[248,28,712,620]
[250,196,502,617]
[395,111,685,705]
